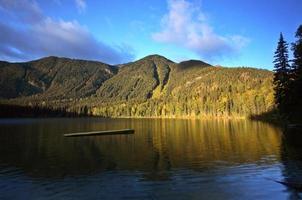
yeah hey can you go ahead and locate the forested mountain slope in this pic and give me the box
[91,57,273,118]
[97,55,176,101]
[0,56,116,99]
[0,55,274,118]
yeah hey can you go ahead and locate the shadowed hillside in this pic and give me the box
[0,56,117,99]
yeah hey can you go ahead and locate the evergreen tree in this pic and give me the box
[291,25,302,117]
[273,33,291,114]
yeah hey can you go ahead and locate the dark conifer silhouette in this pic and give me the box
[273,33,291,115]
[290,25,302,119]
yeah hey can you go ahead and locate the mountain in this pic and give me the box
[0,55,274,118]
[97,55,176,101]
[0,56,116,99]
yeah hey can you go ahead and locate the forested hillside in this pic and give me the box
[0,55,274,118]
[0,56,117,99]
[97,55,175,101]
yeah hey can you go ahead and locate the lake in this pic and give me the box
[0,118,301,199]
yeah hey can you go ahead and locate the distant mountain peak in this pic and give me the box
[177,59,211,71]
[139,54,174,63]
[179,59,211,66]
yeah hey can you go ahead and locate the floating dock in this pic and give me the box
[64,129,134,137]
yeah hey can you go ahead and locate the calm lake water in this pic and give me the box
[0,118,302,200]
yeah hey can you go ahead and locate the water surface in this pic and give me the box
[0,118,301,199]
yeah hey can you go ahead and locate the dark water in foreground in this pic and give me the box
[0,118,302,200]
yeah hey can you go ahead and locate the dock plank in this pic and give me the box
[64,129,134,137]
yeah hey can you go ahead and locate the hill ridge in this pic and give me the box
[0,55,274,118]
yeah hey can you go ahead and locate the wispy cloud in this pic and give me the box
[75,0,86,13]
[152,0,249,60]
[0,0,134,64]
[0,0,44,23]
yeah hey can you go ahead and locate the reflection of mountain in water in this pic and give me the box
[0,118,282,180]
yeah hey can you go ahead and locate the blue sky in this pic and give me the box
[0,0,301,69]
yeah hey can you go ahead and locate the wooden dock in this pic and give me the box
[64,129,134,137]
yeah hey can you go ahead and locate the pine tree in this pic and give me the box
[291,25,302,118]
[273,33,291,114]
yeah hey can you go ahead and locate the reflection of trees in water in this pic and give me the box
[281,128,302,199]
[0,119,130,179]
[0,118,282,182]
[141,124,172,181]
[0,125,108,179]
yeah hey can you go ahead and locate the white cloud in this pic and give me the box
[0,0,134,64]
[75,0,86,13]
[152,0,249,60]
